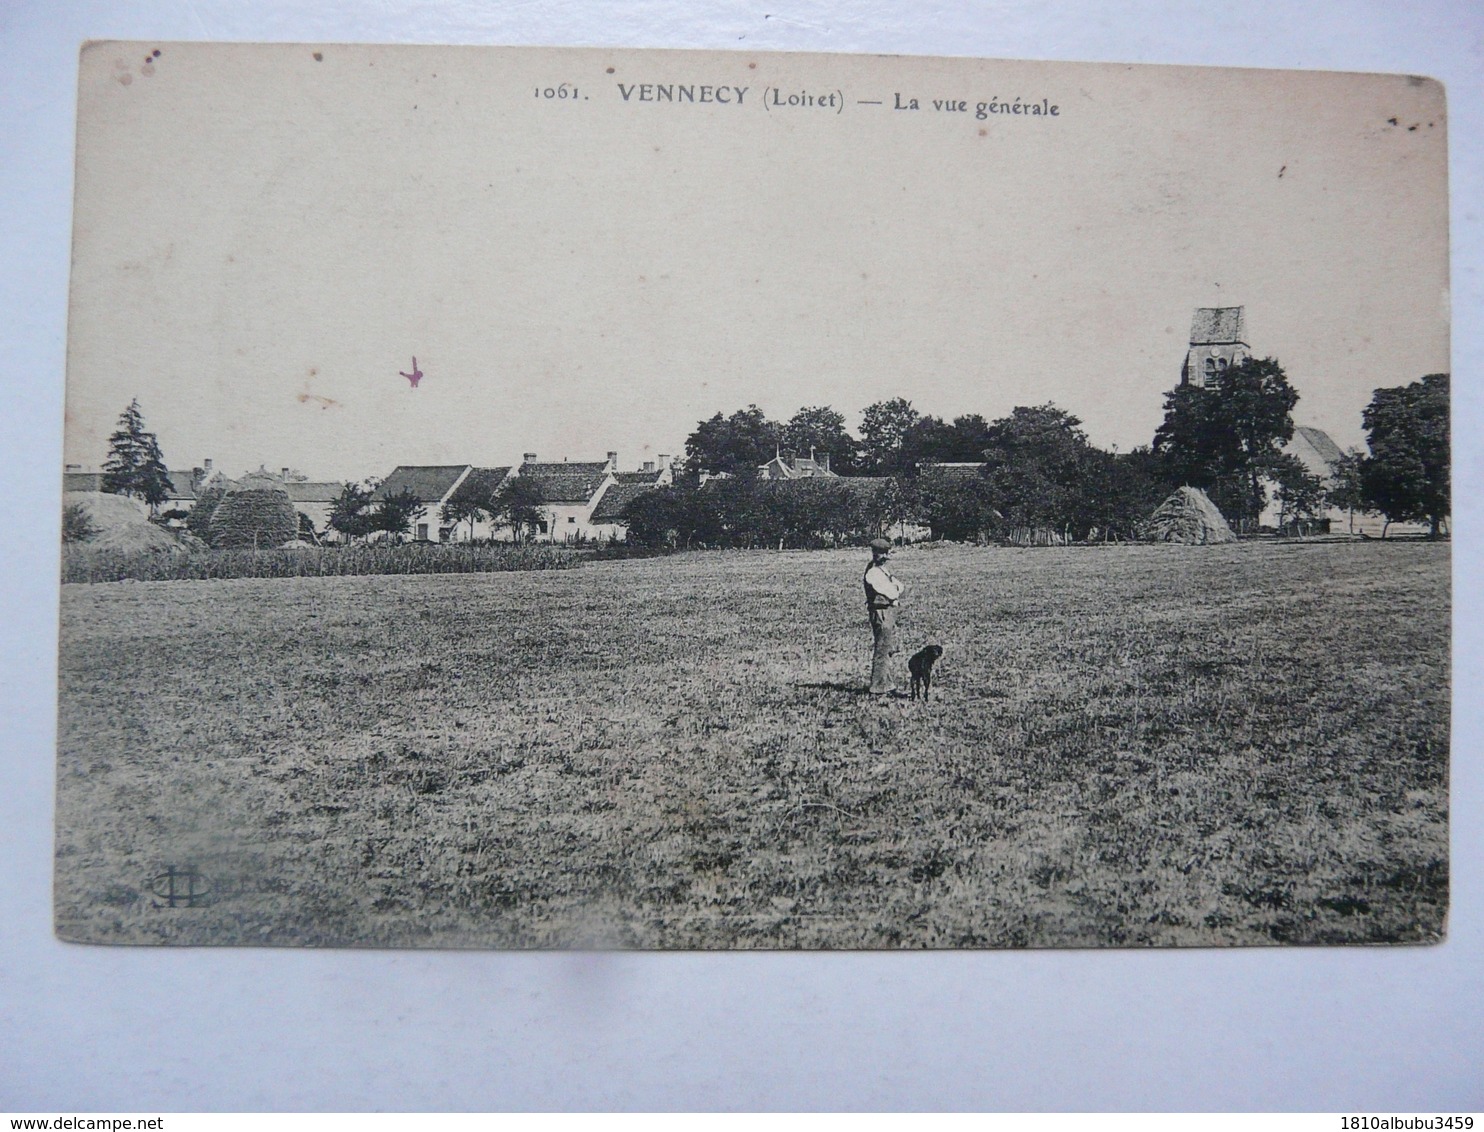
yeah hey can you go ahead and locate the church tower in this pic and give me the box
[1181,306,1250,387]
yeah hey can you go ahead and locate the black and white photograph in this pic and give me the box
[55,43,1450,950]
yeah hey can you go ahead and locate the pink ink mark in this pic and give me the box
[399,357,423,388]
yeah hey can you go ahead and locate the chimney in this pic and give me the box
[643,461,654,473]
[281,467,290,479]
[204,458,213,472]
[821,452,830,473]
[607,451,618,469]
[658,454,671,471]
[65,463,81,473]
[523,452,537,464]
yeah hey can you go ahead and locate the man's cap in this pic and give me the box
[869,538,892,553]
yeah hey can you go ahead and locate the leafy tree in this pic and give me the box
[61,502,96,544]
[978,404,1099,535]
[683,405,779,479]
[440,484,489,541]
[899,413,996,467]
[783,405,859,473]
[917,471,1001,542]
[1269,453,1328,534]
[1360,373,1449,538]
[101,399,172,509]
[372,488,426,543]
[1031,444,1178,543]
[900,415,958,466]
[328,482,377,542]
[1324,449,1367,532]
[620,477,892,550]
[1153,357,1299,528]
[491,476,547,543]
[622,486,690,549]
[296,511,321,545]
[1088,447,1176,541]
[859,398,921,475]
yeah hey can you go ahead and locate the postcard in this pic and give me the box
[57,43,1449,947]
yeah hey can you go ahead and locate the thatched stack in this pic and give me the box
[1144,486,1238,545]
[209,474,298,549]
[62,491,182,553]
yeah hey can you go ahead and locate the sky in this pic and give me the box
[64,44,1450,481]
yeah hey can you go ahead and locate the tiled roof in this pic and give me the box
[453,466,512,500]
[62,472,103,493]
[1189,306,1247,345]
[372,465,472,503]
[591,482,658,521]
[613,470,663,485]
[1293,426,1345,467]
[520,461,610,478]
[163,470,198,500]
[283,481,348,504]
[528,472,609,504]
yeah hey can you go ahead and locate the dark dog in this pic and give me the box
[909,644,944,701]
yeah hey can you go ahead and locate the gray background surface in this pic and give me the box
[3,0,1480,1110]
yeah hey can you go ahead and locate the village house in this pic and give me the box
[371,465,476,542]
[62,466,104,494]
[442,466,513,541]
[511,453,618,542]
[283,478,352,536]
[366,454,676,543]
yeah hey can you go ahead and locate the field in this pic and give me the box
[55,540,1449,948]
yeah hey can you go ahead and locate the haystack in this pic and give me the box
[1144,486,1237,545]
[209,480,297,549]
[63,491,182,553]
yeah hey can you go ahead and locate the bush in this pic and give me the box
[623,477,895,550]
[61,542,579,583]
[61,503,97,544]
[918,473,1001,543]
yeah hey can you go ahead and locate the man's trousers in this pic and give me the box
[868,606,898,694]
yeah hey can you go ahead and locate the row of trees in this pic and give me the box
[627,405,1173,548]
[683,400,1010,478]
[676,362,1450,540]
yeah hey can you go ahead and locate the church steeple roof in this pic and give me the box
[1189,306,1248,345]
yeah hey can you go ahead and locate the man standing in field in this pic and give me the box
[864,537,906,695]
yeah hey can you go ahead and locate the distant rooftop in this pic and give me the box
[591,481,658,522]
[373,465,471,503]
[529,472,610,504]
[520,460,610,479]
[1292,426,1345,467]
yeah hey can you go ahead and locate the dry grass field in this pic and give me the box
[55,540,1449,949]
